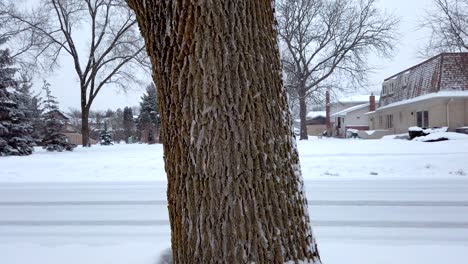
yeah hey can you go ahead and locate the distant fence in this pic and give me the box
[63,133,97,145]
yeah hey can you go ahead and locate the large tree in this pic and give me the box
[128,1,321,263]
[4,0,148,146]
[0,38,35,156]
[277,0,398,139]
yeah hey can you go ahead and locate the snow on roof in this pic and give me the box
[331,103,369,117]
[376,91,468,112]
[306,111,326,119]
[336,95,380,104]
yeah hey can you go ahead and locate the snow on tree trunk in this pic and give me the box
[128,1,321,263]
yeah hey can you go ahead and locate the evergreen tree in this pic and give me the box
[40,80,76,152]
[112,108,125,142]
[123,106,135,143]
[99,122,113,145]
[0,38,35,156]
[137,84,160,143]
[17,73,43,143]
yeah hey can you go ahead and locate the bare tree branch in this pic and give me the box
[422,0,468,55]
[3,0,150,146]
[277,0,398,139]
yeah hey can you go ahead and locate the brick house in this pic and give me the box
[368,53,468,134]
[48,110,97,145]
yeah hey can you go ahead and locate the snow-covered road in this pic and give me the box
[1,179,468,263]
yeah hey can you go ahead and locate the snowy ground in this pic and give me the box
[1,138,468,263]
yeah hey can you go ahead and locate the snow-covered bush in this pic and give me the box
[413,132,468,142]
[408,126,423,132]
[409,126,449,140]
[99,124,113,145]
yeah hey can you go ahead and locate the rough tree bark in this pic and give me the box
[128,1,321,263]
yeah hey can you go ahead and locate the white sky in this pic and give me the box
[367,0,434,93]
[30,0,435,112]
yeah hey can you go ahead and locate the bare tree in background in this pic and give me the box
[1,1,40,63]
[4,0,148,146]
[277,0,398,140]
[423,0,468,53]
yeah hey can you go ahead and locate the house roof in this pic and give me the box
[306,111,326,119]
[49,110,69,120]
[384,52,468,81]
[335,95,379,104]
[331,103,369,117]
[379,53,468,108]
[375,90,468,112]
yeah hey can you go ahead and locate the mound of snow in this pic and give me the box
[381,133,409,140]
[409,126,448,133]
[413,132,468,142]
[423,127,448,134]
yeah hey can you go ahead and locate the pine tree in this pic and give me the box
[17,74,43,143]
[40,80,76,152]
[123,106,135,143]
[99,122,113,145]
[137,84,160,143]
[0,38,35,156]
[113,108,125,142]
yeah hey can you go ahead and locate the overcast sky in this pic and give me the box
[31,0,435,112]
[368,0,435,93]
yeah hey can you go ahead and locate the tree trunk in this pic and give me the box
[81,105,90,147]
[128,1,321,263]
[298,91,309,140]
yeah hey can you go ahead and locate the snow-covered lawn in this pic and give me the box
[2,137,468,182]
[1,138,468,264]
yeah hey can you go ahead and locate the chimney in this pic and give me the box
[369,93,376,112]
[326,90,331,136]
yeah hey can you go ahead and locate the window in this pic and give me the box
[386,114,394,129]
[399,112,403,123]
[402,74,409,88]
[416,111,429,128]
